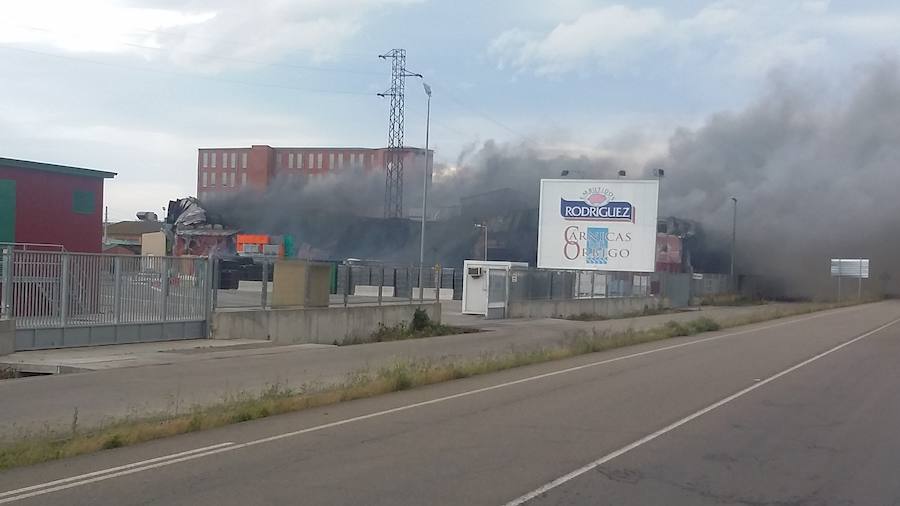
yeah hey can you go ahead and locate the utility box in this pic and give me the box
[272,260,331,308]
[141,231,167,256]
[462,260,528,316]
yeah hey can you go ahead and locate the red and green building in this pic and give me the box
[0,157,116,253]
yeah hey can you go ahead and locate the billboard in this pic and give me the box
[537,179,659,272]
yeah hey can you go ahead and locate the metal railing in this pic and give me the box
[507,268,653,302]
[0,249,212,329]
[214,260,461,309]
[0,242,65,252]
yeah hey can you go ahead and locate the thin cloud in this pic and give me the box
[0,0,422,71]
[488,1,900,78]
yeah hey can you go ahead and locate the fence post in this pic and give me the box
[261,260,269,309]
[160,257,170,321]
[210,257,219,313]
[344,265,350,307]
[0,248,10,319]
[59,253,69,327]
[434,265,441,302]
[113,256,122,325]
[205,257,217,338]
[377,265,383,306]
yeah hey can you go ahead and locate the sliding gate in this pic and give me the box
[0,249,212,350]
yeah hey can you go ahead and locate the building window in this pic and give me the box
[230,172,236,187]
[317,153,323,169]
[297,152,303,169]
[72,190,95,215]
[308,153,314,169]
[202,171,208,187]
[241,152,247,169]
[230,153,236,169]
[370,153,375,167]
[349,153,355,166]
[241,173,247,186]
[289,153,295,169]
[338,153,344,169]
[328,153,335,169]
[210,172,217,186]
[202,152,209,168]
[211,153,217,168]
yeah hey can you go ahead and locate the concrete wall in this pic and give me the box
[506,296,667,320]
[0,319,13,356]
[212,303,441,345]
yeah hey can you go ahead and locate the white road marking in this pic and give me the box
[0,442,234,500]
[0,305,877,504]
[502,315,900,506]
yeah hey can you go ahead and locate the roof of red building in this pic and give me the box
[0,157,116,179]
[106,221,163,236]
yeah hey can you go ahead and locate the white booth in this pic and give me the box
[462,260,529,316]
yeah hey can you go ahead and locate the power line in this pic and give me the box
[428,81,528,139]
[7,23,385,77]
[0,44,375,97]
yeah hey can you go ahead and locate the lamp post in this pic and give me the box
[474,223,488,261]
[417,82,432,302]
[730,196,738,291]
[652,168,665,214]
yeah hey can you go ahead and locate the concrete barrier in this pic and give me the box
[353,285,395,297]
[506,296,667,320]
[0,319,13,356]
[212,302,440,345]
[412,287,454,300]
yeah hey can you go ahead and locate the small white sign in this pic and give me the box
[830,259,869,279]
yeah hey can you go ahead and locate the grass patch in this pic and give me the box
[342,308,478,345]
[697,293,767,306]
[0,299,877,471]
[565,305,671,322]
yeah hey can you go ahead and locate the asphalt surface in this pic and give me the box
[1,301,898,505]
[0,303,790,437]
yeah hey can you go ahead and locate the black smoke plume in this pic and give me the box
[205,58,900,297]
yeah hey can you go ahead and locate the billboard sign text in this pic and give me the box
[538,179,659,272]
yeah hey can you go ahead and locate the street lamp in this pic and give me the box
[417,82,432,302]
[653,168,665,213]
[730,197,737,291]
[474,223,488,261]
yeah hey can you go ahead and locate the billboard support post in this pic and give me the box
[830,258,868,302]
[858,262,862,300]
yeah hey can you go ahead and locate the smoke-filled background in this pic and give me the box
[206,58,900,298]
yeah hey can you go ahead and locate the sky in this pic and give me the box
[1,0,899,220]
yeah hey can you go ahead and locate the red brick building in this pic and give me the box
[0,157,115,253]
[196,145,432,197]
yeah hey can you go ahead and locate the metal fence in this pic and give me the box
[507,268,653,302]
[1,249,211,330]
[335,264,461,300]
[215,261,462,309]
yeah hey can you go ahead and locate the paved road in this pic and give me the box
[1,301,898,505]
[0,303,793,437]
